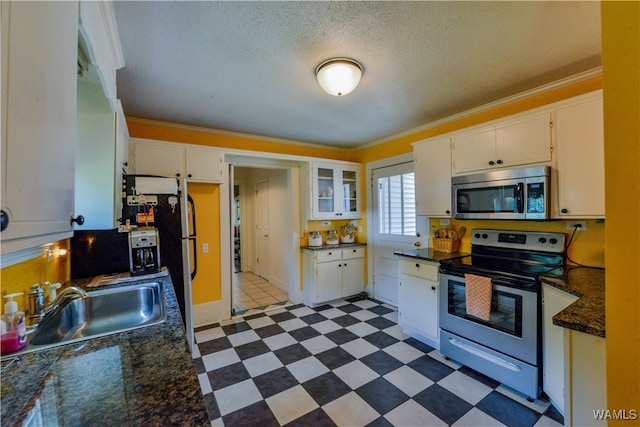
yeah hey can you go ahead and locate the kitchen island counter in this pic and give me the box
[541,267,605,338]
[0,269,209,426]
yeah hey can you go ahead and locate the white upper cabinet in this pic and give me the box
[129,139,225,183]
[74,1,126,230]
[78,1,125,110]
[413,136,452,217]
[303,161,362,220]
[552,91,604,218]
[1,1,78,254]
[452,111,552,175]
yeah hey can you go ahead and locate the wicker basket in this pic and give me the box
[432,237,461,253]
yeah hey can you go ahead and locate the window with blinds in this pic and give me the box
[378,172,416,236]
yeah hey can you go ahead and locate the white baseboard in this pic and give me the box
[193,299,231,327]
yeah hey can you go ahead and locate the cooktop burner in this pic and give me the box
[440,229,566,280]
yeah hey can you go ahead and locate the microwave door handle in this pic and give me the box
[516,183,524,213]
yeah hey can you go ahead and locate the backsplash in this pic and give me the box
[70,229,129,279]
[0,240,70,314]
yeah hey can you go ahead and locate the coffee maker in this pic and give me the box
[128,228,161,276]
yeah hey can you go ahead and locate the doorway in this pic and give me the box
[370,161,426,305]
[231,166,297,314]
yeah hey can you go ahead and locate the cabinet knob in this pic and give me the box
[431,286,436,291]
[0,210,8,232]
[488,160,495,166]
[561,208,568,214]
[445,210,451,215]
[415,263,420,268]
[414,241,421,247]
[176,173,181,177]
[344,263,347,267]
[496,159,503,165]
[70,215,85,226]
[188,173,192,178]
[338,264,342,267]
[123,161,128,167]
[328,252,332,255]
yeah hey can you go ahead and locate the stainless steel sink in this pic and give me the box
[8,282,166,356]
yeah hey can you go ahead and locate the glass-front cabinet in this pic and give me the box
[308,162,361,220]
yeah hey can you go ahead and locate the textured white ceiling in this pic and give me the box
[113,1,601,148]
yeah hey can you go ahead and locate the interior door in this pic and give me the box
[255,178,270,280]
[371,162,425,305]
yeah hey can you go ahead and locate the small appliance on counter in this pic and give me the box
[325,230,339,245]
[128,228,161,276]
[308,231,322,247]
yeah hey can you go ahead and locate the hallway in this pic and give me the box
[233,272,289,315]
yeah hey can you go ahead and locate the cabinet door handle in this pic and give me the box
[70,215,85,226]
[488,160,495,166]
[188,173,193,178]
[338,264,342,267]
[0,210,8,232]
[344,263,347,267]
[431,286,436,291]
[561,208,568,214]
[176,173,181,177]
[415,263,420,268]
[496,159,503,165]
[445,210,451,215]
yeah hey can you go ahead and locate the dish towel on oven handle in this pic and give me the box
[464,273,492,321]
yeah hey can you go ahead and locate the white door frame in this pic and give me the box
[365,153,416,299]
[225,154,303,311]
[254,177,270,280]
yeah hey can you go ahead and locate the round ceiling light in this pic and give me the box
[315,58,363,96]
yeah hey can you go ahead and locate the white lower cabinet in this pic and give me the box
[398,260,439,348]
[542,284,578,415]
[303,247,365,306]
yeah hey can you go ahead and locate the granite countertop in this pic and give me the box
[393,248,470,263]
[0,270,209,426]
[301,242,367,251]
[540,266,606,338]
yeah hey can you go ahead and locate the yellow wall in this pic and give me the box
[601,1,640,418]
[127,118,354,162]
[0,240,71,314]
[188,183,222,304]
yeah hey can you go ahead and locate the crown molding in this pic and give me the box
[357,67,603,150]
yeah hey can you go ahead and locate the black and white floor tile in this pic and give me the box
[193,298,564,427]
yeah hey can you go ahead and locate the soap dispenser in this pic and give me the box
[1,293,27,354]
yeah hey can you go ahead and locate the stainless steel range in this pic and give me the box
[439,229,565,399]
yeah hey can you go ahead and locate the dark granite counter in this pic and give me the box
[393,248,470,263]
[301,242,367,251]
[541,267,605,338]
[0,270,209,426]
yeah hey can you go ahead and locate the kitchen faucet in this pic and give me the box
[26,284,89,328]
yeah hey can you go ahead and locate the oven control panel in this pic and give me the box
[471,229,565,252]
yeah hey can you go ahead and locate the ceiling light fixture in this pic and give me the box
[315,58,363,96]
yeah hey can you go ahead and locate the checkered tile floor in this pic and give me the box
[193,298,564,427]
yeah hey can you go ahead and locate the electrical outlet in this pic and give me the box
[202,243,209,253]
[440,219,451,226]
[321,221,330,226]
[566,221,587,231]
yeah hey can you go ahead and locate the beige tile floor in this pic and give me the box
[233,272,289,313]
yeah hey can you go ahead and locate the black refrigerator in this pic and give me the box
[122,175,197,351]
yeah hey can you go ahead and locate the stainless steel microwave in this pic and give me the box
[452,166,550,220]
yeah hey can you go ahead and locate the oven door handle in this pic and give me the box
[516,182,524,213]
[448,338,522,372]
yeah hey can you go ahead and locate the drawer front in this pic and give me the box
[316,249,342,263]
[399,260,439,281]
[342,247,365,260]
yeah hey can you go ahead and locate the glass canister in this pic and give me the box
[326,230,339,245]
[308,231,322,247]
